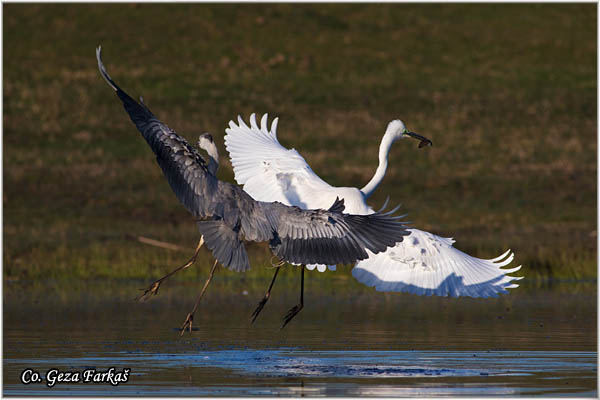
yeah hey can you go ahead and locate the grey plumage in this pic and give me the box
[96,46,410,272]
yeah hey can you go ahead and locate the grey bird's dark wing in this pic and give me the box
[96,46,410,272]
[96,46,219,219]
[261,198,409,266]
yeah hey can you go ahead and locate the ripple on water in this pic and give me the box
[4,348,597,396]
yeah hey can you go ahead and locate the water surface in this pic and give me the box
[4,278,596,396]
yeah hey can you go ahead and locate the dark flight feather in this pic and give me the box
[97,46,410,271]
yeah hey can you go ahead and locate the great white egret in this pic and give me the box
[224,114,523,305]
[96,47,411,332]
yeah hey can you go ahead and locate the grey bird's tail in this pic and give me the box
[196,220,250,272]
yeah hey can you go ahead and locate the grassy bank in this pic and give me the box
[3,4,596,285]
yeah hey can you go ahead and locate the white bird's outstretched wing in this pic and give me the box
[225,113,345,272]
[224,114,523,296]
[352,229,522,298]
[225,113,335,209]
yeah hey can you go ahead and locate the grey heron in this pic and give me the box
[96,47,410,332]
[224,114,523,304]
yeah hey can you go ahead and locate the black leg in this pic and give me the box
[251,263,282,323]
[136,237,204,301]
[281,266,304,329]
[180,259,219,336]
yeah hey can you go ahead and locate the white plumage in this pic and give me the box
[224,113,523,297]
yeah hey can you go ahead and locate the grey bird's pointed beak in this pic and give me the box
[405,131,433,148]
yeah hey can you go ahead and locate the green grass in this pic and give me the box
[3,4,596,286]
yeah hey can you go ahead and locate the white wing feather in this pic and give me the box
[225,113,338,271]
[224,114,523,296]
[352,229,522,298]
[225,113,333,207]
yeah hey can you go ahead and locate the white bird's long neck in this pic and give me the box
[360,133,396,199]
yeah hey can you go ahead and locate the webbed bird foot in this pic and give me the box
[135,281,161,301]
[281,303,303,330]
[179,312,194,336]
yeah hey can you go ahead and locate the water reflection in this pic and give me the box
[3,279,597,396]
